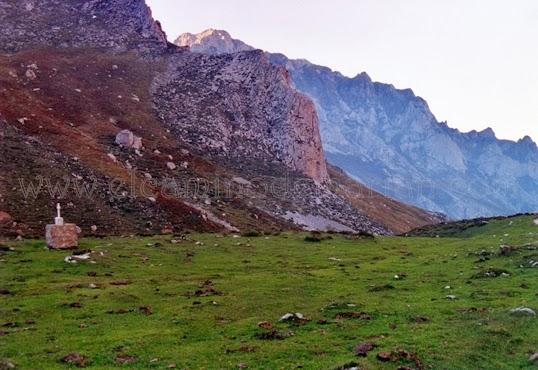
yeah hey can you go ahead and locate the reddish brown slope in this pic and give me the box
[0,49,290,237]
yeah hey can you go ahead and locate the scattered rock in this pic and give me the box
[498,245,514,256]
[335,312,371,320]
[376,352,391,361]
[237,363,248,369]
[445,295,457,300]
[166,162,176,170]
[368,284,395,292]
[257,321,273,330]
[279,312,310,324]
[107,153,117,162]
[90,225,98,233]
[139,305,152,316]
[64,253,91,264]
[510,307,536,316]
[115,130,143,150]
[529,352,538,362]
[376,349,423,369]
[114,355,138,365]
[354,342,375,357]
[255,329,293,340]
[61,352,89,367]
[110,279,131,286]
[0,359,15,369]
[472,268,511,279]
[192,280,221,297]
[107,308,131,315]
[410,316,430,323]
[534,219,538,225]
[25,69,37,80]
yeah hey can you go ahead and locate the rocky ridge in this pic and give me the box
[176,29,538,219]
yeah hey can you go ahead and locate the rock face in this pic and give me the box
[0,0,168,54]
[178,30,538,219]
[176,29,254,55]
[46,224,79,249]
[153,50,329,183]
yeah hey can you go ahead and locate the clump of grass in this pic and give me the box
[242,230,261,237]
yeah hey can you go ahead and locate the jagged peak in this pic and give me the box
[175,28,255,55]
[518,135,537,147]
[353,72,372,83]
[479,127,496,138]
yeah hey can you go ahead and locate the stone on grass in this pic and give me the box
[510,307,536,316]
[257,321,273,330]
[61,353,88,367]
[64,253,91,264]
[529,352,538,362]
[46,224,80,250]
[279,312,308,323]
[354,342,375,357]
[0,359,16,369]
[498,245,514,256]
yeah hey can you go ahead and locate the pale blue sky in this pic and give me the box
[147,0,538,142]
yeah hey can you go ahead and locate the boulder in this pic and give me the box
[498,245,513,256]
[510,307,536,316]
[0,211,12,224]
[46,224,80,249]
[115,129,142,150]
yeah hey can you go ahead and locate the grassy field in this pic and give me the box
[1,215,537,369]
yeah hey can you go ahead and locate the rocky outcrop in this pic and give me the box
[0,0,168,53]
[176,29,254,55]
[153,50,328,183]
[179,29,538,219]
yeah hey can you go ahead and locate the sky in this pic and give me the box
[147,0,538,142]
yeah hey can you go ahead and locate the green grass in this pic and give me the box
[1,215,538,369]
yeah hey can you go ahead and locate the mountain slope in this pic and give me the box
[0,0,441,237]
[176,29,538,219]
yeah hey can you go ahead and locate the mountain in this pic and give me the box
[0,1,441,237]
[176,29,538,219]
[176,29,254,55]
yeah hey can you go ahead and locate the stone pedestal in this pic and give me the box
[46,224,79,249]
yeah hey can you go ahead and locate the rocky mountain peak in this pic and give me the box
[518,135,537,149]
[175,28,255,55]
[0,0,168,54]
[479,127,497,139]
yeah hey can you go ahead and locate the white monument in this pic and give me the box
[55,203,64,225]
